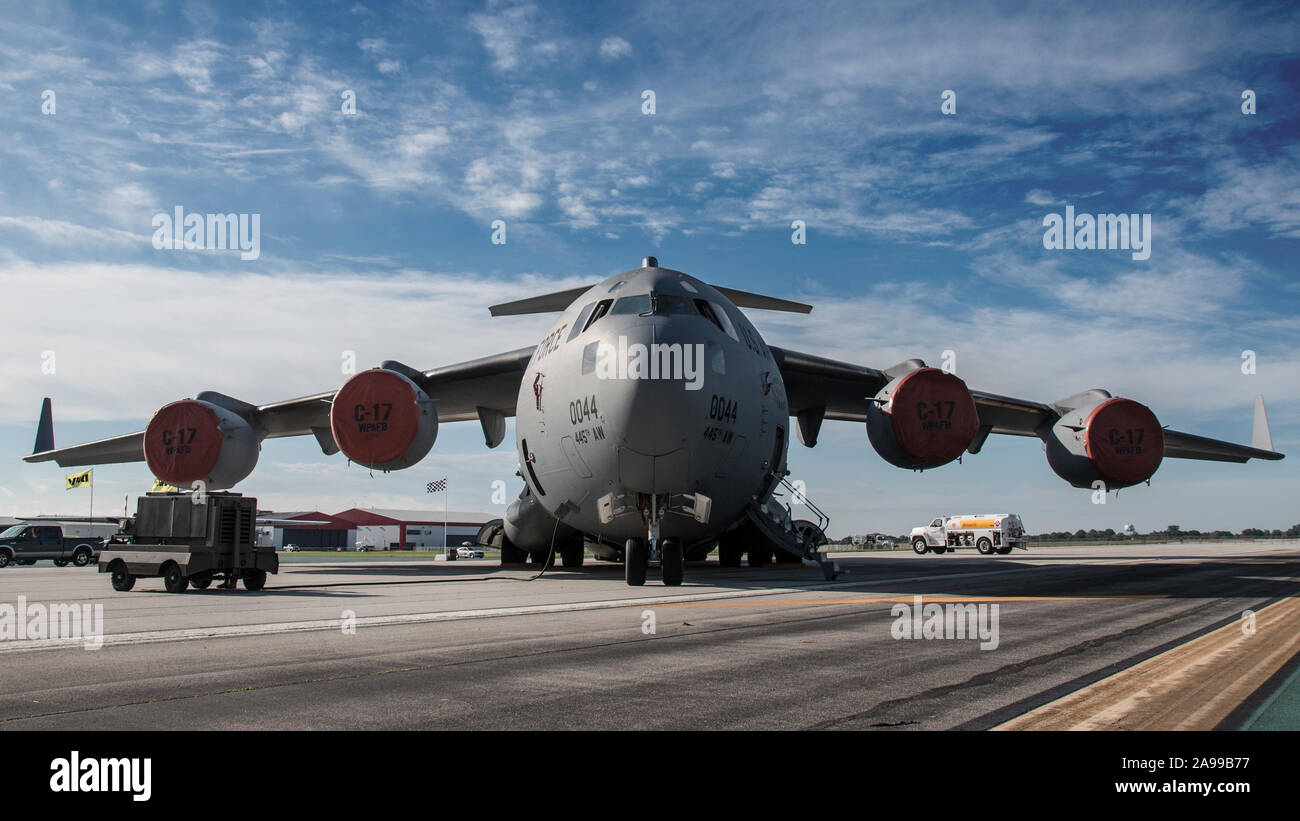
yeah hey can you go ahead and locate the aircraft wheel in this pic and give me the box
[625,538,647,586]
[717,541,743,567]
[912,539,929,555]
[162,563,189,594]
[773,548,802,563]
[747,548,770,568]
[560,544,584,568]
[499,537,527,564]
[662,539,683,586]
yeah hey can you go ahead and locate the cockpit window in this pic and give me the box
[587,292,703,326]
[693,299,739,340]
[654,294,697,315]
[567,302,596,341]
[582,299,613,331]
[610,295,652,315]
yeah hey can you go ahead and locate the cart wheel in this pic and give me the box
[243,569,268,592]
[110,564,135,592]
[162,563,189,594]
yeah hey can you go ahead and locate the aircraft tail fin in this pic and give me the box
[1252,394,1275,452]
[33,397,54,454]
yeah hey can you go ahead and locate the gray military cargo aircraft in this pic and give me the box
[24,257,1284,586]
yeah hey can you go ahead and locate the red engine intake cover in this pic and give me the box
[888,368,980,463]
[1083,398,1165,485]
[144,400,224,485]
[330,369,424,467]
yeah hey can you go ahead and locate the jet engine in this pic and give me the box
[1046,397,1164,489]
[329,368,438,470]
[144,399,260,490]
[867,367,980,470]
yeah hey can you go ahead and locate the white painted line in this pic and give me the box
[0,563,1047,653]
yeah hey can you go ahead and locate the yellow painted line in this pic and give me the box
[995,595,1300,731]
[642,595,1164,609]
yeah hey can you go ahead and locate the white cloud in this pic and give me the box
[170,40,223,93]
[0,216,148,249]
[599,36,632,60]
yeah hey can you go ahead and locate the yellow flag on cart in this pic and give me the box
[65,468,92,490]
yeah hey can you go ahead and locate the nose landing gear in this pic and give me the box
[625,537,647,586]
[624,536,684,587]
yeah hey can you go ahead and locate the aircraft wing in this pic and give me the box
[770,346,1284,462]
[24,346,537,467]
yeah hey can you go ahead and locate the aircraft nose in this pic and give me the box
[594,319,708,486]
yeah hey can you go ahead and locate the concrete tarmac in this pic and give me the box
[0,541,1296,730]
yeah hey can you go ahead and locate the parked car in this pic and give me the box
[284,544,300,552]
[456,546,485,559]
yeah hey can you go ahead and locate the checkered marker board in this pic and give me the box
[426,479,447,493]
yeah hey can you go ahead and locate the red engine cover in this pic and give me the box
[888,368,980,464]
[330,369,425,467]
[1083,398,1165,485]
[144,400,224,485]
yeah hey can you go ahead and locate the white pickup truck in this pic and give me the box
[910,514,1027,556]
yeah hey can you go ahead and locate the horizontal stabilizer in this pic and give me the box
[711,286,812,314]
[489,285,597,317]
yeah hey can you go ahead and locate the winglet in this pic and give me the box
[33,397,54,454]
[1252,394,1274,452]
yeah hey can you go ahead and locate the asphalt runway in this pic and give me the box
[0,541,1297,730]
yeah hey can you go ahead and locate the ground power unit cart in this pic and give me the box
[99,492,277,593]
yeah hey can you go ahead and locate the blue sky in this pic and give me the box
[0,0,1296,535]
